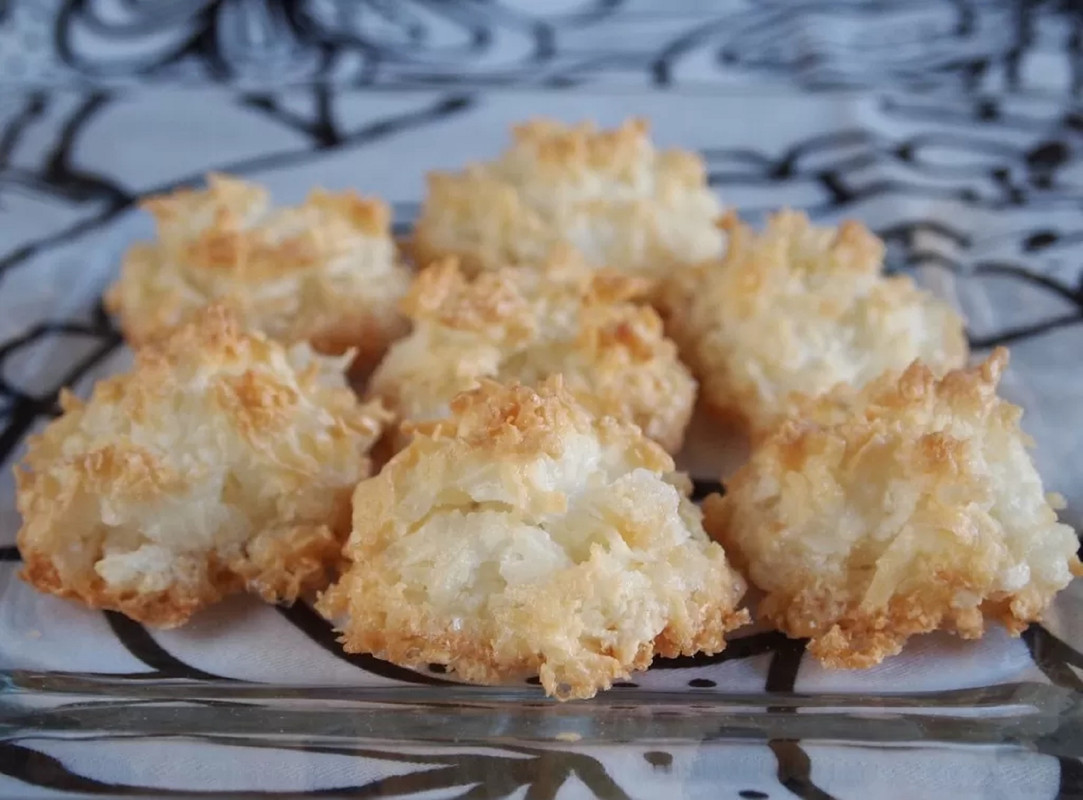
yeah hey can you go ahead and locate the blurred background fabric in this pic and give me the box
[0,0,1080,93]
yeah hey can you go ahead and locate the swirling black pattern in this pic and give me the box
[653,1,1023,91]
[49,0,628,87]
[0,0,1075,92]
[0,737,635,798]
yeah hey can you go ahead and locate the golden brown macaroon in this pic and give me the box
[318,377,748,699]
[105,173,411,369]
[704,349,1081,668]
[368,252,696,453]
[15,306,390,628]
[412,118,725,289]
[667,210,968,439]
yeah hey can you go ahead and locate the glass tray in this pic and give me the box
[2,84,1082,797]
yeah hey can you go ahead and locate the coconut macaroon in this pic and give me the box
[704,349,1081,669]
[105,173,411,369]
[668,210,968,439]
[318,378,748,699]
[15,306,390,628]
[411,118,725,287]
[369,253,696,453]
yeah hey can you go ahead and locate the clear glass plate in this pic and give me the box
[1,84,1082,797]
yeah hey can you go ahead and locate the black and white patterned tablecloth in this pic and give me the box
[0,0,1079,94]
[2,2,1083,798]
